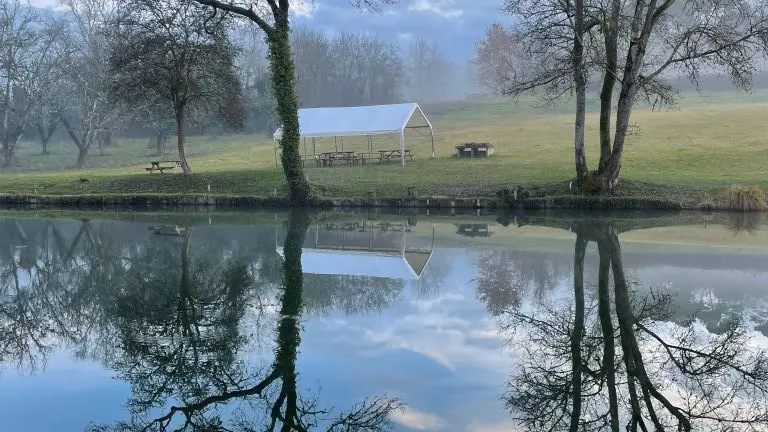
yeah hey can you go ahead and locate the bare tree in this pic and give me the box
[473,23,523,95]
[109,0,244,175]
[503,220,768,431]
[0,1,62,167]
[35,103,58,155]
[405,36,452,102]
[54,0,119,168]
[501,0,768,192]
[327,32,405,106]
[291,26,333,108]
[231,21,276,133]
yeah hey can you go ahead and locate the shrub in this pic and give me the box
[723,185,768,212]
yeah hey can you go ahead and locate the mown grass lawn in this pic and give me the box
[1,91,767,202]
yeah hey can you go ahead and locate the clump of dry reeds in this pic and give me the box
[723,185,768,212]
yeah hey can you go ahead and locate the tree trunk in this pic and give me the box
[593,0,658,192]
[598,0,621,172]
[2,144,12,168]
[39,128,50,155]
[76,146,88,168]
[275,209,311,426]
[603,222,692,431]
[596,236,620,432]
[60,116,90,168]
[572,0,588,190]
[178,228,195,335]
[268,16,310,205]
[155,132,167,156]
[175,106,191,175]
[569,232,587,432]
[97,132,105,155]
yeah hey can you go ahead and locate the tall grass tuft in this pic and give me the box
[724,185,768,212]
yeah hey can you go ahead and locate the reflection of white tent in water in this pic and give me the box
[276,220,435,280]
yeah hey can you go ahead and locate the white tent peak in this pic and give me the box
[272,102,435,166]
[273,102,431,139]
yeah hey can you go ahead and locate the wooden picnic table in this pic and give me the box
[377,149,413,163]
[146,160,182,174]
[316,151,356,167]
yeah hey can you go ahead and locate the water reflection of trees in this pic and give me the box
[495,220,768,431]
[104,211,402,431]
[473,250,571,316]
[0,216,403,431]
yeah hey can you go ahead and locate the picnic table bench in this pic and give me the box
[310,149,414,167]
[316,151,356,167]
[149,225,186,236]
[377,149,413,163]
[146,160,182,174]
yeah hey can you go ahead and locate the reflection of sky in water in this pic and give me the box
[0,352,130,431]
[0,248,517,432]
[299,250,514,431]
[3,219,768,431]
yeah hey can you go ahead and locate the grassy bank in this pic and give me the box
[1,91,767,208]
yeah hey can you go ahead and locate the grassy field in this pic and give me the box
[1,90,767,202]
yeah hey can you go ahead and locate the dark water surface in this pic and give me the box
[2,210,768,431]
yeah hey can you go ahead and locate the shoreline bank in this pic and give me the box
[0,192,723,212]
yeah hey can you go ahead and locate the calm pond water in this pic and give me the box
[2,210,768,431]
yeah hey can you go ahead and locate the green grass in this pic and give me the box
[2,90,768,204]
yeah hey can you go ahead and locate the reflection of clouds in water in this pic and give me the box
[360,292,509,374]
[466,419,525,432]
[296,265,518,430]
[390,406,448,430]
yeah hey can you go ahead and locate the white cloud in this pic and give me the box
[397,32,415,41]
[291,0,318,18]
[390,407,448,430]
[408,0,463,18]
[29,0,64,9]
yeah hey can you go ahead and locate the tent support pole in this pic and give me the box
[334,136,338,152]
[430,126,435,158]
[303,137,306,159]
[273,138,278,169]
[341,136,344,152]
[400,130,406,167]
[312,137,316,157]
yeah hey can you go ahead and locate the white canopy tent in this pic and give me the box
[272,102,434,167]
[275,221,435,281]
[275,248,431,280]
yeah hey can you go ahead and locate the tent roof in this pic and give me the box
[273,103,431,139]
[276,247,433,280]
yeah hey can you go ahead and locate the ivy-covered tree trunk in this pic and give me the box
[268,13,310,205]
[275,209,310,425]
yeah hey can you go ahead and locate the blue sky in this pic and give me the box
[32,0,514,63]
